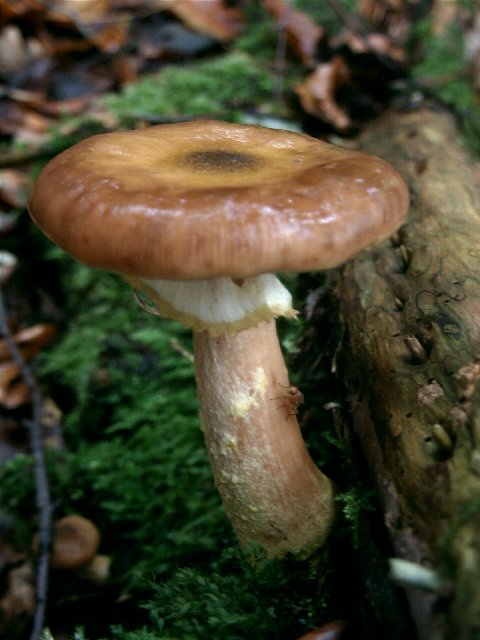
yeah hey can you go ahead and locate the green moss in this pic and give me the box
[413,21,469,105]
[105,52,280,124]
[17,0,353,156]
[238,0,355,57]
[6,7,356,630]
[109,552,325,640]
[438,496,480,577]
[0,254,333,638]
[335,487,377,549]
[411,18,480,151]
[293,0,357,30]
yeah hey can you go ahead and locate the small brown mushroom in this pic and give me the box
[50,515,100,570]
[29,120,409,557]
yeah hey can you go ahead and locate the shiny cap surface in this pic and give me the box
[29,120,409,279]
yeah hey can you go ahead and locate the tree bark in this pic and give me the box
[336,106,480,640]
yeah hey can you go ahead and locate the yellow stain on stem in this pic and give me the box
[230,367,268,419]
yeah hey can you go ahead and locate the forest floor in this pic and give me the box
[0,1,479,639]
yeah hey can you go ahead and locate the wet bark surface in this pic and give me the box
[337,106,480,640]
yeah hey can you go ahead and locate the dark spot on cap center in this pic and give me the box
[184,149,258,172]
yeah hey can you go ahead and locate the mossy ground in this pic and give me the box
[1,8,342,636]
[1,2,476,638]
[1,240,337,638]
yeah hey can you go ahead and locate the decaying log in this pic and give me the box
[337,107,480,640]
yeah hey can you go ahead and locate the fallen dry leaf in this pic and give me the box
[0,323,56,361]
[0,364,31,409]
[1,0,45,22]
[331,28,405,63]
[295,56,352,131]
[263,0,324,65]
[47,0,112,24]
[0,169,30,209]
[3,85,99,117]
[1,0,228,149]
[35,0,129,54]
[0,323,56,408]
[0,98,54,145]
[159,0,244,42]
[0,361,26,409]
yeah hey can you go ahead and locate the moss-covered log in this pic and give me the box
[337,107,480,640]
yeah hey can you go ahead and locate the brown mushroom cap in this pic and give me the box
[29,120,408,280]
[50,515,101,570]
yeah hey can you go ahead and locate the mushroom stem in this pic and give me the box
[193,319,335,558]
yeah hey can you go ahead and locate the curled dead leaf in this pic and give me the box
[294,57,352,131]
[159,0,244,42]
[0,323,56,409]
[332,29,405,63]
[0,323,56,361]
[1,0,45,23]
[38,0,129,54]
[0,361,20,387]
[0,170,30,209]
[2,86,99,118]
[0,98,54,145]
[0,361,30,409]
[262,0,324,65]
[48,0,111,23]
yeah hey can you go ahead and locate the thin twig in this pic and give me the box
[0,288,53,640]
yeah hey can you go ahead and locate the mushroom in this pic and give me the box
[29,120,409,557]
[33,514,110,582]
[49,515,100,570]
